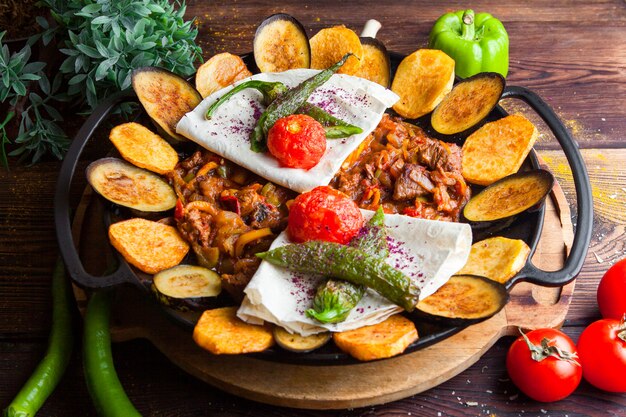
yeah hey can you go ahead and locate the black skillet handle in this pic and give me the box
[501,86,593,288]
[54,89,137,289]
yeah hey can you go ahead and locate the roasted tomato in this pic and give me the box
[597,258,626,319]
[287,186,363,244]
[267,114,326,169]
[506,328,582,402]
[577,318,626,393]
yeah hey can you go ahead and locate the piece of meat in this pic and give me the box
[177,208,215,247]
[393,164,435,200]
[221,257,262,301]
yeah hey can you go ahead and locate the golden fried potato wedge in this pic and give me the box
[109,122,178,174]
[458,237,531,284]
[108,218,189,274]
[461,114,538,185]
[391,49,455,119]
[193,307,274,354]
[333,314,418,361]
[310,25,363,75]
[195,52,253,98]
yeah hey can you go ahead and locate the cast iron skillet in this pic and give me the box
[54,52,593,365]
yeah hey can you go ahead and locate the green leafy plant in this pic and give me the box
[45,0,202,115]
[0,0,202,167]
[0,30,68,165]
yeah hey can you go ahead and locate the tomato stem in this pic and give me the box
[519,328,580,365]
[618,315,626,342]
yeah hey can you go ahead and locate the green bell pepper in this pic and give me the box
[429,9,509,79]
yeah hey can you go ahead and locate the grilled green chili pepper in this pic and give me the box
[252,53,352,151]
[257,239,419,311]
[307,207,388,323]
[3,259,74,417]
[206,80,288,119]
[84,290,142,417]
[429,9,509,78]
[296,103,363,139]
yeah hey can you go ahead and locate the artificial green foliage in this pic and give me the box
[44,0,202,114]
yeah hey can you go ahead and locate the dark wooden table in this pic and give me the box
[1,1,625,416]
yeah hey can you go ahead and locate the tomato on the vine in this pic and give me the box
[506,328,582,402]
[577,318,626,393]
[597,258,626,320]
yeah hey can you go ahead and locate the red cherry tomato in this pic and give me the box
[597,258,626,319]
[577,318,626,392]
[506,328,582,402]
[267,114,326,169]
[287,186,363,244]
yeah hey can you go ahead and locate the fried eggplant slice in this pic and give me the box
[254,13,310,73]
[431,72,505,135]
[414,275,508,325]
[132,67,202,141]
[86,157,176,212]
[463,169,554,222]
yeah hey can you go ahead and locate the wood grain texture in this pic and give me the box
[1,1,625,416]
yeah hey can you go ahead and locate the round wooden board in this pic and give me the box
[71,179,574,410]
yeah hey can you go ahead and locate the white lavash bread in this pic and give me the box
[237,210,472,336]
[176,69,399,193]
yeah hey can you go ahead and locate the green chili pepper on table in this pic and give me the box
[205,80,288,118]
[257,239,420,312]
[307,207,388,323]
[3,259,74,417]
[83,290,142,417]
[429,9,509,78]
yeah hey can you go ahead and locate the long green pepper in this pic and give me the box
[257,240,420,312]
[307,207,388,323]
[3,259,74,417]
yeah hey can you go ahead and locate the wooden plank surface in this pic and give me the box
[1,0,625,416]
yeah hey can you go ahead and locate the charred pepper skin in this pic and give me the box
[307,207,388,323]
[257,239,420,312]
[429,9,509,78]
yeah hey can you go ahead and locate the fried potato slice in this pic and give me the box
[195,52,253,98]
[391,49,455,119]
[310,25,363,75]
[108,218,189,274]
[193,307,274,354]
[333,314,418,361]
[458,237,531,284]
[461,114,538,185]
[109,122,178,174]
